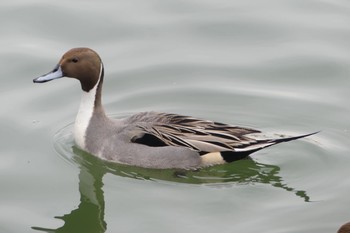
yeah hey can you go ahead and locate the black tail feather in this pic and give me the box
[221,131,319,163]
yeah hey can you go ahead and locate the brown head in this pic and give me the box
[33,48,104,92]
[338,222,350,233]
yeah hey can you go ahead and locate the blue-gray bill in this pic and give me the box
[33,65,63,83]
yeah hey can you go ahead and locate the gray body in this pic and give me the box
[85,112,200,169]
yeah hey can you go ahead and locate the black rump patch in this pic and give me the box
[221,150,257,162]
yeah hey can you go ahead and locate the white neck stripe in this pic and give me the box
[74,63,103,149]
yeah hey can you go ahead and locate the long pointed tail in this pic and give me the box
[221,131,319,162]
[269,131,320,144]
[234,131,319,153]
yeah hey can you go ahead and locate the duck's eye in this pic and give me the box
[72,57,79,63]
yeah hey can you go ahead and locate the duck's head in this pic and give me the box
[338,222,350,233]
[33,47,103,92]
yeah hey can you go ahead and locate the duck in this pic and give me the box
[33,47,317,169]
[338,222,350,233]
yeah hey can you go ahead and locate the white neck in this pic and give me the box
[74,84,98,149]
[74,65,103,149]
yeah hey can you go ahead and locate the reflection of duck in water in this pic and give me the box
[90,149,311,202]
[32,153,107,233]
[33,146,312,232]
[33,48,317,169]
[31,146,311,232]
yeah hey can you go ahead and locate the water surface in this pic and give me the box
[0,0,349,232]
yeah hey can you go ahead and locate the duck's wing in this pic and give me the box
[127,112,262,154]
[127,112,317,159]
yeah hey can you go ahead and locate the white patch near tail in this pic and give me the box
[200,152,225,166]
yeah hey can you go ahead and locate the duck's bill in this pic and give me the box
[33,65,63,83]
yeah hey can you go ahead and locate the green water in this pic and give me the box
[1,0,349,232]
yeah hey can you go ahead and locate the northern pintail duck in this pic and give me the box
[33,48,317,169]
[338,222,350,233]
